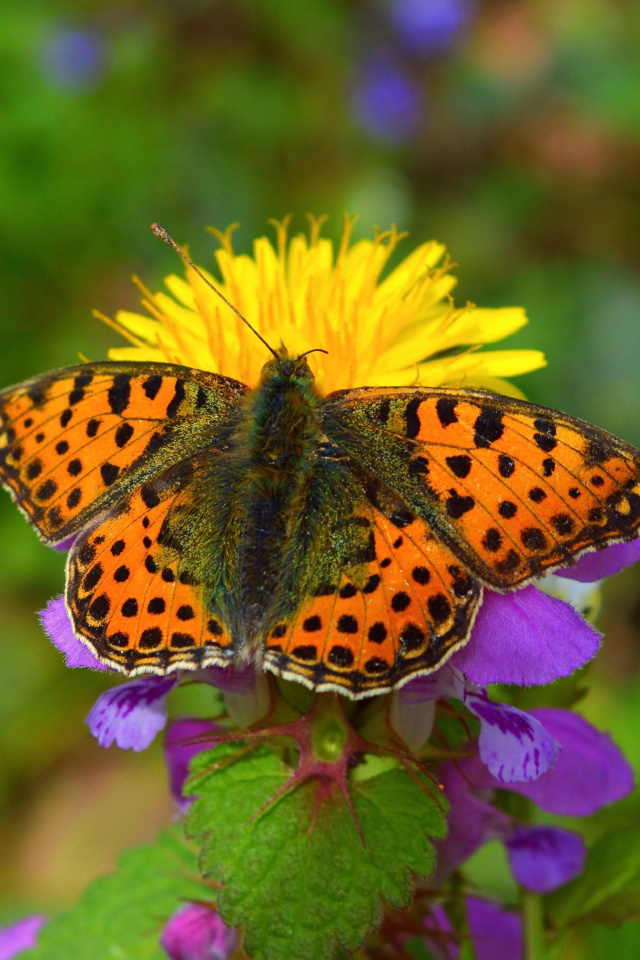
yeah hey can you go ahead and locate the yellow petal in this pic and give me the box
[108,345,166,363]
[113,311,162,344]
[416,349,546,386]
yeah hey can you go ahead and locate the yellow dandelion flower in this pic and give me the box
[101,215,545,395]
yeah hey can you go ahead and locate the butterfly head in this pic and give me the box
[259,345,322,388]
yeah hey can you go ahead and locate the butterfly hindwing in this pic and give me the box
[0,361,247,543]
[323,387,640,589]
[67,454,235,674]
[264,463,482,697]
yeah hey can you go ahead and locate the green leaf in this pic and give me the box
[24,829,207,960]
[186,743,447,960]
[546,825,640,929]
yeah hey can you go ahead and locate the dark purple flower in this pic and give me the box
[557,536,640,583]
[40,28,106,91]
[436,759,586,892]
[506,826,585,893]
[424,898,522,960]
[390,0,473,56]
[434,760,511,880]
[160,903,237,960]
[165,718,221,814]
[87,675,178,751]
[434,708,632,890]
[0,915,46,960]
[451,585,601,686]
[352,61,425,144]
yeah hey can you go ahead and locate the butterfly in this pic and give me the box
[1,345,640,699]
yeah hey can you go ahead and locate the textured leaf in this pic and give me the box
[546,825,640,929]
[186,743,447,960]
[24,829,207,960]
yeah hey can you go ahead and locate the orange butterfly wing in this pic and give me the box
[0,362,246,543]
[264,492,482,697]
[67,457,234,674]
[324,386,640,589]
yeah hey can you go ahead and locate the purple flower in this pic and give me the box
[434,709,632,890]
[87,675,178,751]
[451,585,601,686]
[0,915,46,960]
[424,898,522,960]
[165,718,221,814]
[40,27,106,91]
[397,666,559,783]
[160,903,237,960]
[465,690,559,783]
[390,0,473,56]
[435,760,512,880]
[352,60,425,144]
[505,826,585,894]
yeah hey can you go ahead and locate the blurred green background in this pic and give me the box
[1,0,640,954]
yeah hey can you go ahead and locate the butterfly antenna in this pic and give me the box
[297,348,329,360]
[150,223,278,359]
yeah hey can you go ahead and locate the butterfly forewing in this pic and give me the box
[0,362,247,543]
[323,387,640,589]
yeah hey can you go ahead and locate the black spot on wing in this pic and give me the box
[377,398,391,424]
[436,397,458,427]
[498,454,515,478]
[108,375,131,415]
[115,423,134,447]
[404,397,422,439]
[167,379,186,417]
[474,407,504,448]
[143,376,163,400]
[446,491,475,519]
[446,455,472,479]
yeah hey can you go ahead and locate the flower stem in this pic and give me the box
[522,890,546,960]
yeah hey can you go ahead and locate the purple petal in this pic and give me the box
[424,898,522,960]
[508,708,634,815]
[53,535,76,552]
[466,898,523,960]
[557,537,640,583]
[86,676,177,751]
[506,826,586,893]
[0,915,46,960]
[39,595,109,670]
[165,718,221,814]
[160,902,237,960]
[465,692,559,783]
[452,586,601,686]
